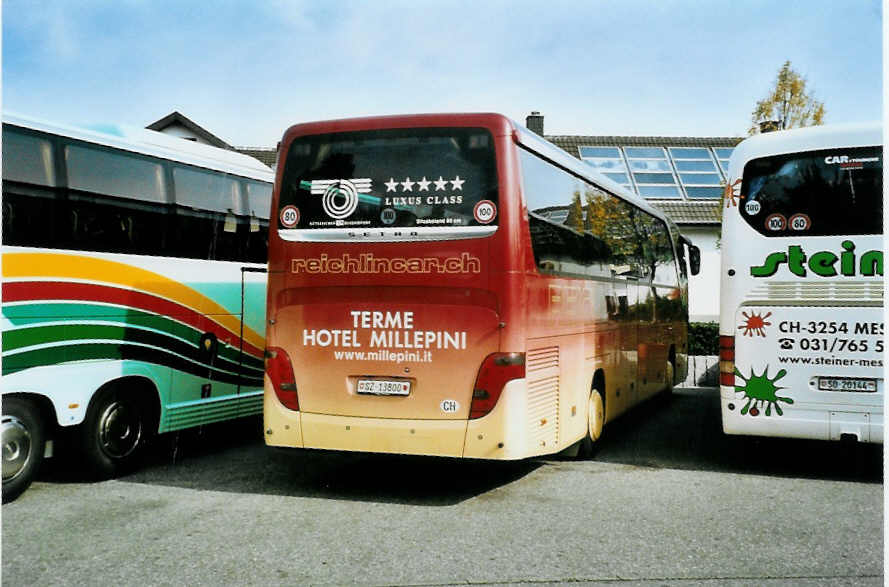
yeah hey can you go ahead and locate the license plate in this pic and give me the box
[356,379,411,396]
[818,377,878,393]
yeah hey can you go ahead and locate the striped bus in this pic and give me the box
[2,114,274,501]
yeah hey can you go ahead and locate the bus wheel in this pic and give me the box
[81,386,149,478]
[579,389,605,458]
[2,397,46,503]
[664,360,675,395]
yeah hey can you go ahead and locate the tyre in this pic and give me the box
[2,397,46,503]
[664,359,675,395]
[578,388,605,458]
[80,385,150,478]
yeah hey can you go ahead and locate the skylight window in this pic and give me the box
[578,146,631,189]
[625,147,680,198]
[669,147,723,198]
[713,148,734,175]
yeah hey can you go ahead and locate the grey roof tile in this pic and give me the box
[650,200,722,225]
[547,135,743,154]
[235,147,277,168]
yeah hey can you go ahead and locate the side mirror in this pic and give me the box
[688,244,701,276]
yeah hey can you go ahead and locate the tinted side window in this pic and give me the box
[66,144,167,202]
[171,167,271,263]
[68,194,171,256]
[635,213,678,286]
[3,127,56,186]
[521,149,612,279]
[244,181,271,263]
[585,189,646,277]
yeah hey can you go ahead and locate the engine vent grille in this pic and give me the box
[526,346,559,451]
[748,281,883,305]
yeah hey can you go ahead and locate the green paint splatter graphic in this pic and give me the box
[734,366,793,417]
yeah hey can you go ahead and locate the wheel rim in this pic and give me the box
[588,391,604,442]
[2,415,32,482]
[98,400,142,459]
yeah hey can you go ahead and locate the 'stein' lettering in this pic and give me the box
[750,241,883,278]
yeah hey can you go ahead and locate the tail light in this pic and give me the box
[719,336,735,386]
[469,352,525,419]
[265,346,299,410]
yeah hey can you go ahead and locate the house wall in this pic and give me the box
[156,122,213,145]
[681,225,720,323]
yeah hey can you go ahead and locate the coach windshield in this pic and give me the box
[277,127,498,241]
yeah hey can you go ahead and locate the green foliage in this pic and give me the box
[688,322,719,355]
[750,60,825,135]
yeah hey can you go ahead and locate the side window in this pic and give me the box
[65,143,172,256]
[68,194,170,256]
[585,189,645,277]
[3,132,173,256]
[3,127,56,186]
[66,144,166,202]
[635,213,678,286]
[244,180,271,263]
[2,127,63,247]
[521,149,611,279]
[172,166,245,261]
[674,234,688,281]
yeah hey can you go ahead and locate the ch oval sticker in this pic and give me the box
[440,399,460,414]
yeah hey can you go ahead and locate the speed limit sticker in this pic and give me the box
[280,205,300,228]
[764,213,786,232]
[744,200,762,216]
[473,200,497,224]
[789,213,811,231]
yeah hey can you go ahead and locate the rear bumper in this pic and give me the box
[264,379,551,459]
[720,385,884,443]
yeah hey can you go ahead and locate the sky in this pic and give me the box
[2,0,883,147]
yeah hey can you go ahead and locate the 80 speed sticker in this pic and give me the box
[280,205,300,228]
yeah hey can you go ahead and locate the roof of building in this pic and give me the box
[234,147,277,168]
[146,111,231,149]
[545,134,742,226]
[649,200,722,225]
[547,134,742,152]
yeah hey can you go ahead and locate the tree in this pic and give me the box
[565,190,587,233]
[750,60,825,135]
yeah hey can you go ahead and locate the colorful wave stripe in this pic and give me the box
[2,252,265,387]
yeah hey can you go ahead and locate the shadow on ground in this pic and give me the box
[585,387,882,484]
[37,387,880,505]
[38,416,541,506]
